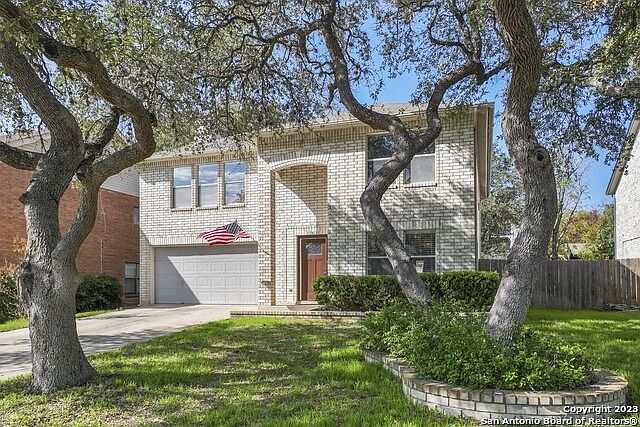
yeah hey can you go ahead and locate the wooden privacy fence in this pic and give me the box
[478,258,640,309]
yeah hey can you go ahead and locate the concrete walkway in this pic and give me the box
[0,304,257,380]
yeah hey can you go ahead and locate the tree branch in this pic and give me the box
[0,141,42,170]
[0,0,156,182]
[0,41,81,141]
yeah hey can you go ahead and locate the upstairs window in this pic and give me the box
[404,143,435,184]
[172,166,192,208]
[198,163,218,207]
[405,231,436,272]
[367,133,436,184]
[367,134,396,182]
[224,161,245,204]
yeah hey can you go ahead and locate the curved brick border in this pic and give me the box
[364,350,628,421]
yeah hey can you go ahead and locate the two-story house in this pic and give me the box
[607,115,640,259]
[138,103,494,306]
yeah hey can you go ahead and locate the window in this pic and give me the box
[367,134,436,184]
[404,143,435,184]
[124,262,140,295]
[132,207,139,225]
[172,166,192,208]
[405,231,436,272]
[367,232,394,275]
[198,163,218,207]
[367,231,436,275]
[367,134,395,182]
[224,161,245,204]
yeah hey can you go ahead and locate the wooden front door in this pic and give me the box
[299,236,327,301]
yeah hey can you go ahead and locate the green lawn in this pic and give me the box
[0,317,469,427]
[0,309,117,333]
[0,311,637,426]
[527,309,640,406]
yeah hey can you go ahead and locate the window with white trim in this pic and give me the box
[405,231,436,272]
[172,166,192,208]
[224,161,245,204]
[198,163,219,207]
[124,262,140,295]
[367,134,436,184]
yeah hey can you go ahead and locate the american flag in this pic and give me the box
[197,221,251,245]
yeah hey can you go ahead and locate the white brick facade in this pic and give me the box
[608,120,640,259]
[138,105,493,305]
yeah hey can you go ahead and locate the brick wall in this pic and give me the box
[139,108,484,306]
[615,130,640,259]
[0,163,140,303]
[138,152,261,305]
[274,165,328,303]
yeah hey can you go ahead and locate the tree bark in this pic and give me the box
[17,134,97,392]
[485,0,558,346]
[0,0,156,392]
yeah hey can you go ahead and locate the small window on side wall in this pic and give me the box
[198,163,218,207]
[124,262,140,295]
[224,161,245,204]
[172,166,192,208]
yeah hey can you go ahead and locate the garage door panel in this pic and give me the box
[155,245,258,304]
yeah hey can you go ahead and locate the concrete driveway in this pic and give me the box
[0,304,257,380]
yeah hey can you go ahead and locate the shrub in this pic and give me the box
[314,271,499,311]
[360,303,593,391]
[76,276,123,312]
[0,271,24,323]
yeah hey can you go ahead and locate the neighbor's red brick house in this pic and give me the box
[0,133,140,305]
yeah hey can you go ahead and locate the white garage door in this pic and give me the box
[154,245,258,304]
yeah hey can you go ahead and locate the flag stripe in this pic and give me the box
[196,221,251,246]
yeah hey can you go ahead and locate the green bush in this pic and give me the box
[76,276,123,313]
[313,271,499,312]
[360,303,594,390]
[0,272,22,323]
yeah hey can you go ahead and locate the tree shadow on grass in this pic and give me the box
[0,318,470,427]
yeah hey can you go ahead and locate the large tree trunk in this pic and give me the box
[17,145,96,393]
[24,269,95,393]
[485,0,558,345]
[0,1,155,393]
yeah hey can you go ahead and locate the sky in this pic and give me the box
[354,70,617,211]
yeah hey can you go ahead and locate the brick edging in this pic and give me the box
[363,349,628,421]
[230,310,365,321]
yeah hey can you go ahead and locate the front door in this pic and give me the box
[299,236,327,301]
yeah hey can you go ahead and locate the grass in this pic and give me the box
[0,316,469,427]
[0,309,116,333]
[527,308,640,406]
[0,310,637,426]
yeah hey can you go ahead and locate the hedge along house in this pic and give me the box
[138,103,494,306]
